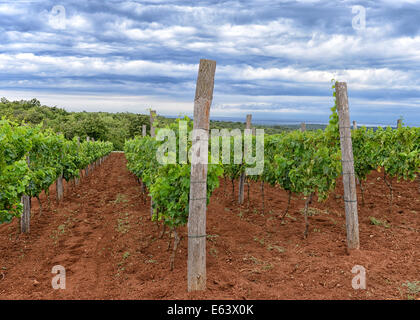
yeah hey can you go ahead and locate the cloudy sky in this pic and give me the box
[0,0,419,126]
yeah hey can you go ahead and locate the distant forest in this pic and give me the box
[0,98,324,150]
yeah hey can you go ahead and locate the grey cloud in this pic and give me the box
[0,0,418,125]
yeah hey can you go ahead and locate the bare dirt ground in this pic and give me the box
[0,152,419,300]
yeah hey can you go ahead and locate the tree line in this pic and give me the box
[1,98,304,150]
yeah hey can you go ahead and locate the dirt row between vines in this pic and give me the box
[0,152,419,300]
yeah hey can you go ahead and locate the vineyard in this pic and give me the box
[0,118,113,228]
[0,78,419,299]
[124,102,419,253]
[0,152,419,299]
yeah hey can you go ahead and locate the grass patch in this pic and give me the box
[284,213,297,221]
[50,223,67,244]
[207,234,219,243]
[267,245,285,253]
[402,281,420,300]
[369,217,390,228]
[145,259,157,264]
[116,251,131,277]
[242,255,274,273]
[299,207,326,217]
[253,237,265,246]
[114,193,128,204]
[210,247,218,257]
[116,212,130,234]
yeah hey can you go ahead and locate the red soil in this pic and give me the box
[0,152,419,300]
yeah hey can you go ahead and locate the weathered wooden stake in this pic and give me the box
[56,133,64,202]
[150,112,156,219]
[336,82,360,250]
[56,174,63,202]
[239,114,251,204]
[141,125,146,192]
[187,59,216,292]
[92,137,96,170]
[85,137,90,177]
[75,136,81,185]
[245,114,252,130]
[353,120,357,130]
[150,110,156,137]
[417,175,420,194]
[20,156,31,233]
[249,118,255,208]
[301,122,306,132]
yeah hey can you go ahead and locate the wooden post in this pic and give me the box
[141,125,146,192]
[56,174,63,202]
[150,110,156,137]
[417,175,420,194]
[188,59,216,292]
[248,124,255,209]
[85,137,90,177]
[353,120,357,130]
[336,82,360,250]
[239,114,251,204]
[75,136,81,185]
[397,119,402,128]
[56,132,64,202]
[301,122,306,132]
[92,137,96,170]
[245,114,252,130]
[20,155,31,233]
[149,112,156,218]
[150,198,156,218]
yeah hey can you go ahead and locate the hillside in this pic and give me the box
[0,98,319,150]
